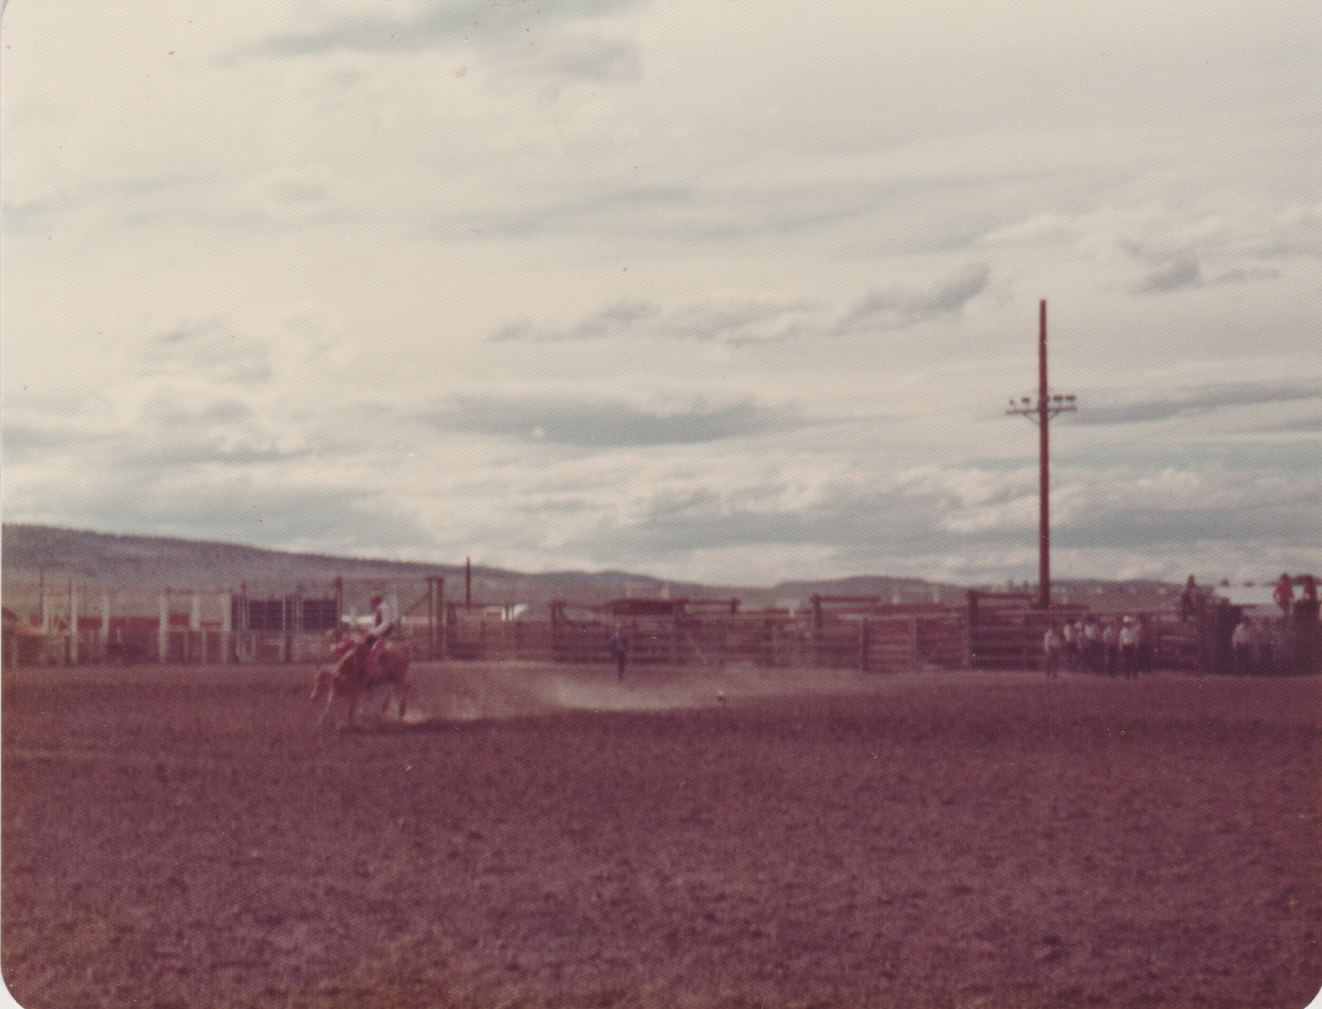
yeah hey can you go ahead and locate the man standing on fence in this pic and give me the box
[1274,573,1295,618]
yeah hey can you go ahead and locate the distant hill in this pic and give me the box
[3,524,481,587]
[1,523,1182,613]
[0,524,793,607]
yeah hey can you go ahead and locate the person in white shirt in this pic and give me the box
[1061,620,1078,672]
[1102,619,1120,677]
[1118,618,1140,679]
[1083,617,1102,674]
[1043,622,1064,678]
[1232,617,1256,675]
[365,593,395,688]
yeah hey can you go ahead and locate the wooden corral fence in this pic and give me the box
[1,575,448,667]
[964,589,1319,676]
[439,595,970,674]
[801,596,967,673]
[6,577,1315,675]
[447,590,1318,675]
[966,590,1195,674]
[444,604,554,662]
[967,592,1088,671]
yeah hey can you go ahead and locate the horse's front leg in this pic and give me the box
[318,676,337,726]
[341,683,362,727]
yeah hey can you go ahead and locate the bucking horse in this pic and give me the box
[310,634,410,727]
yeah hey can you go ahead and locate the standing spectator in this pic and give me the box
[1043,621,1064,678]
[1138,615,1155,674]
[1103,619,1120,677]
[609,625,629,682]
[1274,573,1295,618]
[1231,617,1256,675]
[1059,620,1075,672]
[1119,617,1141,679]
[1083,616,1102,674]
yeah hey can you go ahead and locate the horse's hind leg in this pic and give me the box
[319,674,352,727]
[378,683,406,719]
[341,684,363,727]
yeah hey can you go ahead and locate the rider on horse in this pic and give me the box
[364,593,395,691]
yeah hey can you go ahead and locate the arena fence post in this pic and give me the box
[221,592,233,664]
[69,581,80,665]
[158,591,169,663]
[101,590,112,664]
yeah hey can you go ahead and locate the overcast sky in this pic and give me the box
[2,0,1319,589]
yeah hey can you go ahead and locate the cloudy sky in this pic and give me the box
[3,0,1319,588]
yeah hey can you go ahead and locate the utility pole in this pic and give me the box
[1006,300,1077,610]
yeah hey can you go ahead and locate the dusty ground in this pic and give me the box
[3,660,1320,1009]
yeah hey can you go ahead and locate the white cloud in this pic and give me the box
[486,263,990,346]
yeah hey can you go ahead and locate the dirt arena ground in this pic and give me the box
[3,660,1320,1009]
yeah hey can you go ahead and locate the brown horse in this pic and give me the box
[310,635,410,727]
